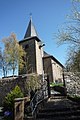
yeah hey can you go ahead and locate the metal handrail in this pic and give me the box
[30,81,48,115]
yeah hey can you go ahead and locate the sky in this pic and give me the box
[0,0,72,77]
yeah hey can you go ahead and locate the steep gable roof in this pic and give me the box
[24,17,38,38]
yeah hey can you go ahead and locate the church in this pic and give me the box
[19,17,64,83]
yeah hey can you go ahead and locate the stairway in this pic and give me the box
[36,96,80,120]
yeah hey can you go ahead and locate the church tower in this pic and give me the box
[19,17,44,75]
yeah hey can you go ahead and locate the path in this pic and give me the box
[36,95,80,120]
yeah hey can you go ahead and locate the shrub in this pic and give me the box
[4,85,24,112]
[26,75,41,92]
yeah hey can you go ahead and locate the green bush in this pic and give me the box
[50,82,63,87]
[4,85,24,111]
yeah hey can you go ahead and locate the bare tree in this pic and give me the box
[0,48,9,77]
[56,1,80,72]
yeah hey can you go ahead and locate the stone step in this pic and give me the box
[36,96,80,120]
[39,106,80,113]
[36,116,80,120]
[37,110,80,118]
[50,94,66,98]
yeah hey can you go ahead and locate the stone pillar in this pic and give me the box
[14,98,24,120]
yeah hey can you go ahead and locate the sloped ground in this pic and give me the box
[36,95,80,120]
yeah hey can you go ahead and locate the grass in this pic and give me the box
[50,82,63,87]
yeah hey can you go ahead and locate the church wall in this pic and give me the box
[35,41,43,74]
[19,39,36,74]
[51,59,63,83]
[43,57,53,82]
[43,57,63,83]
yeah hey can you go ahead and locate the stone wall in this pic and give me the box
[64,72,80,96]
[0,74,42,106]
[0,76,28,106]
[35,40,43,74]
[14,98,24,120]
[19,38,36,74]
[43,57,63,83]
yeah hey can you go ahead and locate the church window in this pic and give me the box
[25,44,29,49]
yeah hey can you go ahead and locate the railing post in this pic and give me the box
[47,75,51,98]
[63,71,66,87]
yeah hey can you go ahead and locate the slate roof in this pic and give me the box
[24,17,38,38]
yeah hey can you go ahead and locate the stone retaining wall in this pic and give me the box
[64,72,80,96]
[0,74,43,106]
[0,76,28,105]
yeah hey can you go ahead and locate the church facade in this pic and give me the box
[43,52,64,83]
[19,18,64,83]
